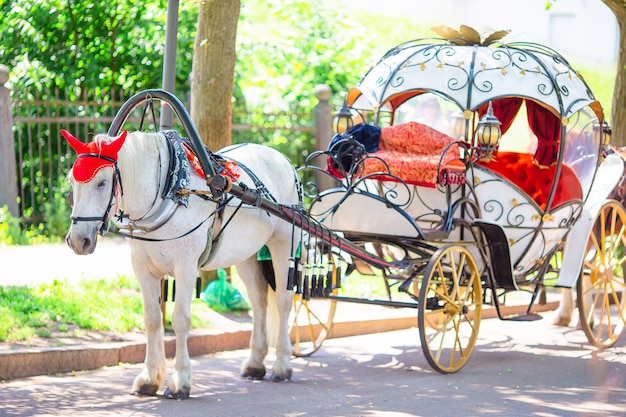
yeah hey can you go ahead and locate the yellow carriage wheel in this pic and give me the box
[289,255,340,357]
[418,244,482,373]
[577,200,626,348]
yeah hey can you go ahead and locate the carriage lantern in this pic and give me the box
[334,99,354,134]
[474,101,502,160]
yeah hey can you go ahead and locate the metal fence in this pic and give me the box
[10,87,319,220]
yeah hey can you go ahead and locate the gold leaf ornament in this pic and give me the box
[482,30,511,46]
[432,25,510,46]
[459,25,481,45]
[431,26,466,44]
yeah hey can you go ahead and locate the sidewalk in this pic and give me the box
[0,238,559,380]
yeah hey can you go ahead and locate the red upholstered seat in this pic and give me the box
[477,152,582,210]
[361,122,465,188]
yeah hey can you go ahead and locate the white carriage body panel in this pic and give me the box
[471,167,581,275]
[311,163,586,277]
[308,189,421,238]
[386,183,464,230]
[557,154,625,287]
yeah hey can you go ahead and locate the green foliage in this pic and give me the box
[237,0,373,113]
[0,206,30,245]
[232,0,375,168]
[0,0,191,94]
[0,276,144,342]
[41,176,72,239]
[0,176,70,245]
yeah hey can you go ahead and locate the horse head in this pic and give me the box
[61,130,127,254]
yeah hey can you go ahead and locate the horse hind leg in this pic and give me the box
[266,286,293,382]
[553,288,574,326]
[131,270,167,396]
[236,256,270,380]
[265,250,294,382]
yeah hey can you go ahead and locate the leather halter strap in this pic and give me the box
[70,153,123,235]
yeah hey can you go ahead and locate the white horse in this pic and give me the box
[61,129,300,399]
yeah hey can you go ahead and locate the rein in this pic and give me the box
[108,210,216,242]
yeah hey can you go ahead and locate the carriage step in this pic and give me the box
[474,220,517,290]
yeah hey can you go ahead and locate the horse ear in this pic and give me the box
[106,130,128,156]
[61,129,87,154]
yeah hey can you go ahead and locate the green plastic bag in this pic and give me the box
[200,269,251,312]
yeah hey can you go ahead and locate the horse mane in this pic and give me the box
[105,131,164,194]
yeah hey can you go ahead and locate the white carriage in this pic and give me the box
[293,29,626,372]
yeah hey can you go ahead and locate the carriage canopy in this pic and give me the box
[347,38,603,121]
[346,32,607,199]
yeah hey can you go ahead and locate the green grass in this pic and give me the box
[0,274,231,343]
[0,276,145,343]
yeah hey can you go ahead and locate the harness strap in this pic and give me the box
[211,196,244,244]
[108,211,216,242]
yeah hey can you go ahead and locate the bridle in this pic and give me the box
[69,153,124,235]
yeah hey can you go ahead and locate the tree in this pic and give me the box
[190,0,240,287]
[0,0,195,95]
[603,0,626,147]
[190,0,240,152]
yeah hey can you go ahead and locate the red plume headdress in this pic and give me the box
[61,130,128,183]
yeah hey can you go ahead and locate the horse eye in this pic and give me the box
[97,180,107,188]
[66,191,74,207]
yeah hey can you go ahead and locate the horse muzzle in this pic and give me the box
[66,227,98,255]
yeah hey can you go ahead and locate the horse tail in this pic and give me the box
[266,287,281,348]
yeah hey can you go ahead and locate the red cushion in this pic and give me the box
[477,152,582,210]
[363,122,462,187]
[327,122,464,188]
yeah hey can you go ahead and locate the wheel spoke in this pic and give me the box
[595,287,609,341]
[577,201,626,347]
[419,244,481,373]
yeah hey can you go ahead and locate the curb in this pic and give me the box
[0,301,558,380]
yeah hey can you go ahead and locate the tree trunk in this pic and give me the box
[190,0,241,288]
[603,0,626,147]
[190,0,240,151]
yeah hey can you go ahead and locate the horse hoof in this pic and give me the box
[240,367,266,380]
[132,384,159,397]
[164,387,190,400]
[269,369,292,382]
[552,316,571,327]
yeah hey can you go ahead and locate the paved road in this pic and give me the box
[2,309,625,417]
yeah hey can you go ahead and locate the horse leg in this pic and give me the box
[236,256,269,380]
[553,288,574,326]
[266,287,293,382]
[164,266,196,399]
[260,237,293,382]
[131,269,167,396]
